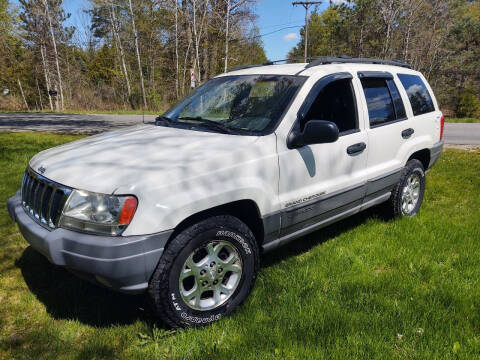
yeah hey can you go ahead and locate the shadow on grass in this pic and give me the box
[15,247,164,328]
[14,204,391,328]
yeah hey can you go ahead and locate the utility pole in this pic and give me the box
[292,1,322,63]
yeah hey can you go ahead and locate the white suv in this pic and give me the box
[7,57,444,328]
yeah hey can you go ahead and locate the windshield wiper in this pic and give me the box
[177,116,234,134]
[155,115,175,127]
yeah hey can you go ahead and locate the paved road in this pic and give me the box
[0,112,156,134]
[443,123,480,145]
[1,113,479,145]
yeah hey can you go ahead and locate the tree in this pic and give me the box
[287,0,480,116]
[457,88,480,118]
[2,0,267,111]
[18,0,73,110]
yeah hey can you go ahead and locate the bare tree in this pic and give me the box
[110,1,132,99]
[128,0,147,108]
[40,43,53,111]
[379,0,402,58]
[17,78,29,110]
[174,0,180,98]
[224,0,230,72]
[35,77,43,110]
[43,0,65,110]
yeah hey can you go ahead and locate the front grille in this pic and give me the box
[21,168,72,229]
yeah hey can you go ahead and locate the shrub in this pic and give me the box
[456,88,480,118]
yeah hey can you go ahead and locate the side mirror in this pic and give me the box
[288,120,339,148]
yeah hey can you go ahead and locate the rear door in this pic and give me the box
[356,71,413,201]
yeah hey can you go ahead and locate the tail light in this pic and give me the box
[440,114,445,141]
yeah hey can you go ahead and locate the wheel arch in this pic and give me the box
[407,148,430,170]
[166,199,264,248]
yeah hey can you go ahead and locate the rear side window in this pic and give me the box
[397,74,435,116]
[360,78,398,127]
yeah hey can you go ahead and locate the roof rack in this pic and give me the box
[228,56,411,73]
[229,64,265,72]
[229,58,306,72]
[305,56,411,69]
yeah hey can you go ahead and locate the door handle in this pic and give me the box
[401,128,414,139]
[347,142,366,155]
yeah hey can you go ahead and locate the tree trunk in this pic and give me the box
[182,39,192,96]
[404,20,411,61]
[40,44,54,111]
[17,78,29,111]
[128,0,147,109]
[358,22,364,57]
[175,0,180,98]
[224,0,230,73]
[192,0,199,82]
[110,1,132,100]
[36,77,43,110]
[43,0,65,111]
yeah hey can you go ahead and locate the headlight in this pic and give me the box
[59,190,138,236]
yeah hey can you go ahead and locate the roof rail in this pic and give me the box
[228,58,306,72]
[305,56,411,69]
[229,64,265,72]
[228,56,411,73]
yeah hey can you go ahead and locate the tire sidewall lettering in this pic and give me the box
[216,230,251,255]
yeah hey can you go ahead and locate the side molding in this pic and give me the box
[261,169,402,251]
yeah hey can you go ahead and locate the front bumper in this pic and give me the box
[7,192,173,294]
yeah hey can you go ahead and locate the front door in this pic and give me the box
[277,73,369,237]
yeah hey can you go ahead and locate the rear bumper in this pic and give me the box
[7,192,172,294]
[428,140,444,169]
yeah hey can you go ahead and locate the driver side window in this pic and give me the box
[301,78,358,135]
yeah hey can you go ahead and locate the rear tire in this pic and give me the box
[148,215,259,328]
[386,159,426,218]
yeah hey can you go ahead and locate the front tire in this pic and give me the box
[387,159,426,217]
[148,215,259,328]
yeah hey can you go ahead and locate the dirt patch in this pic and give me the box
[444,144,480,152]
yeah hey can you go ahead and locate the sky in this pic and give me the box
[254,0,329,60]
[12,0,331,61]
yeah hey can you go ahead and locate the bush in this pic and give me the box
[456,88,480,118]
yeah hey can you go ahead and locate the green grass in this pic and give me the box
[445,117,480,123]
[1,132,480,359]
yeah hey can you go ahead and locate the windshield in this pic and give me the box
[162,75,305,134]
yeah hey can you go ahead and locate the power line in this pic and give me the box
[231,25,302,42]
[255,21,304,31]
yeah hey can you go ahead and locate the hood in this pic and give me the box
[29,124,261,194]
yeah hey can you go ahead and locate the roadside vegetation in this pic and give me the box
[445,117,480,123]
[1,132,480,359]
[1,0,479,118]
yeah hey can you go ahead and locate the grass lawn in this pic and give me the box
[1,132,480,359]
[445,117,480,123]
